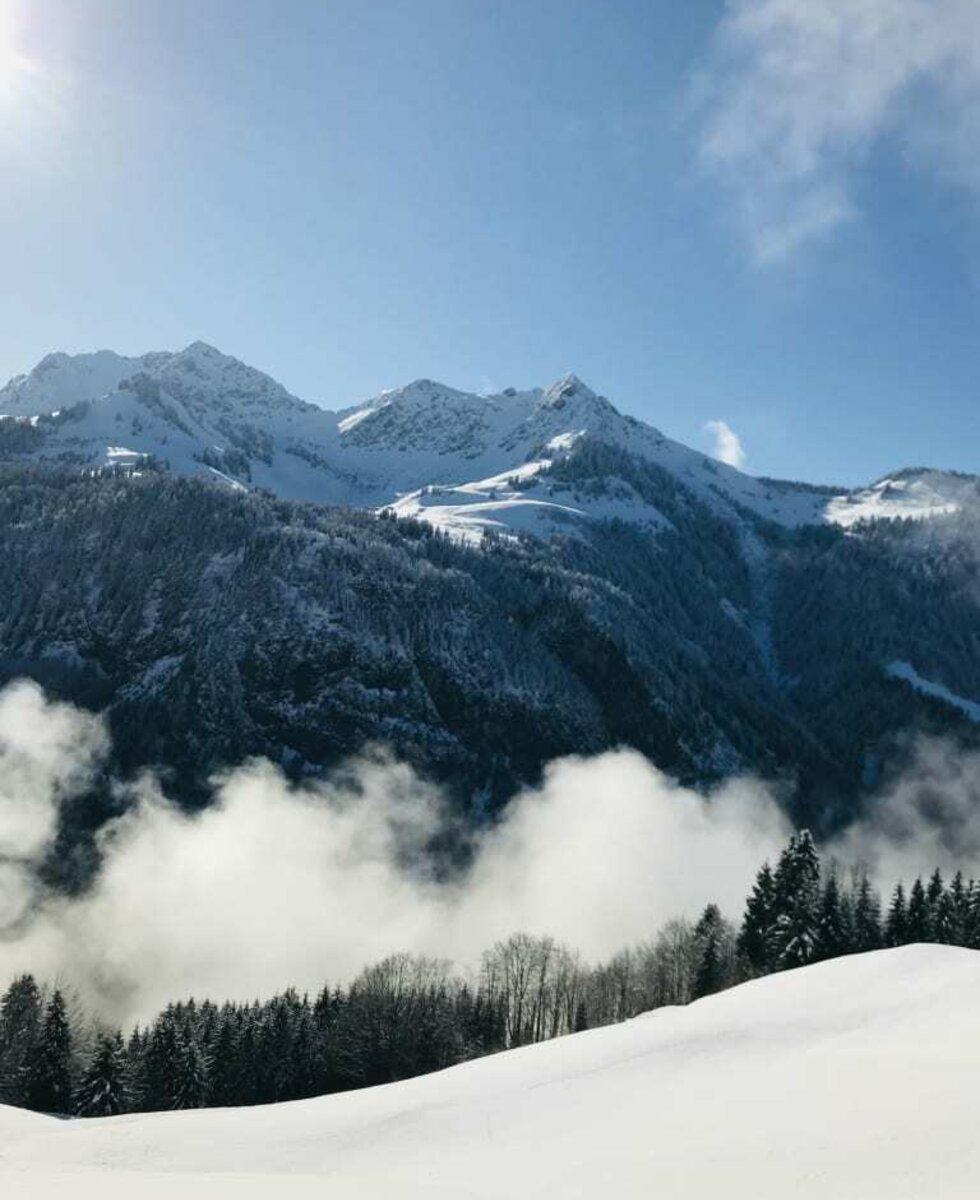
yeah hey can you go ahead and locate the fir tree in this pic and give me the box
[693,904,726,998]
[947,871,971,946]
[0,974,42,1105]
[139,1009,182,1111]
[906,877,931,942]
[737,861,777,975]
[851,873,882,952]
[23,990,73,1114]
[75,1033,131,1117]
[816,871,850,961]
[925,869,946,940]
[172,1032,209,1110]
[771,831,821,970]
[886,883,908,947]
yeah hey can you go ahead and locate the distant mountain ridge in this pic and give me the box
[3,342,975,535]
[3,343,980,856]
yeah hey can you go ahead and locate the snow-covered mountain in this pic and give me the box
[4,343,980,839]
[2,945,976,1199]
[4,342,974,536]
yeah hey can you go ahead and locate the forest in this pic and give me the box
[4,458,980,871]
[2,831,975,1117]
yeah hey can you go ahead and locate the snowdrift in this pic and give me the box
[2,944,977,1199]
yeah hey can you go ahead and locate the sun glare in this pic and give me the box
[0,0,66,158]
[0,5,34,109]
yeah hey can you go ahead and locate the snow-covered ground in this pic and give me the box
[2,945,977,1199]
[826,472,973,527]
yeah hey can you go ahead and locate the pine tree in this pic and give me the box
[886,883,908,946]
[947,871,970,946]
[925,869,945,940]
[771,831,821,970]
[966,881,980,949]
[693,904,726,997]
[172,1032,209,1110]
[23,990,73,1114]
[139,1009,181,1111]
[851,873,882,952]
[206,1013,240,1108]
[0,974,42,1105]
[906,877,931,942]
[75,1033,131,1117]
[816,871,850,961]
[737,861,777,975]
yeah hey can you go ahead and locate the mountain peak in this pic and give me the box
[178,340,225,361]
[542,373,597,406]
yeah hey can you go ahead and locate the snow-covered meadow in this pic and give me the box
[2,945,976,1199]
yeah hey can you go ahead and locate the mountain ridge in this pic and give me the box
[3,342,976,535]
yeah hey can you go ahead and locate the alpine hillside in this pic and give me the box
[2,343,980,859]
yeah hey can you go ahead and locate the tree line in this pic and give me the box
[2,830,977,1118]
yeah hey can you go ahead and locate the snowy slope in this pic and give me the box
[2,343,976,536]
[2,945,978,1199]
[388,454,673,544]
[0,350,160,416]
[826,469,977,527]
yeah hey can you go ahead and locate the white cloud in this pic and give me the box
[11,678,980,1025]
[0,681,792,1023]
[0,680,106,930]
[695,0,980,261]
[704,418,746,468]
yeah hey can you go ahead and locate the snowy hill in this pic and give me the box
[5,342,974,534]
[2,945,977,1198]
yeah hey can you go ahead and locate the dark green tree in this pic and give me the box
[851,873,882,952]
[23,990,73,1114]
[885,883,908,946]
[737,861,777,975]
[172,1032,209,1110]
[816,871,851,961]
[906,877,931,942]
[75,1032,131,1117]
[0,974,43,1105]
[771,831,821,970]
[693,904,727,998]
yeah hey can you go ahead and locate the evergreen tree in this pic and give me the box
[771,831,821,970]
[737,861,777,975]
[966,881,980,949]
[75,1033,131,1117]
[851,873,882,953]
[816,871,850,961]
[925,869,945,940]
[886,883,908,947]
[0,974,42,1105]
[906,877,931,942]
[693,904,726,998]
[172,1032,209,1110]
[206,1013,240,1108]
[947,871,971,946]
[139,1008,182,1111]
[933,890,958,945]
[23,990,73,1114]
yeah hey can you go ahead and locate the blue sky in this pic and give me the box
[1,0,979,485]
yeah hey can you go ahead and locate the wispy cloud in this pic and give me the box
[694,0,980,262]
[705,418,746,468]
